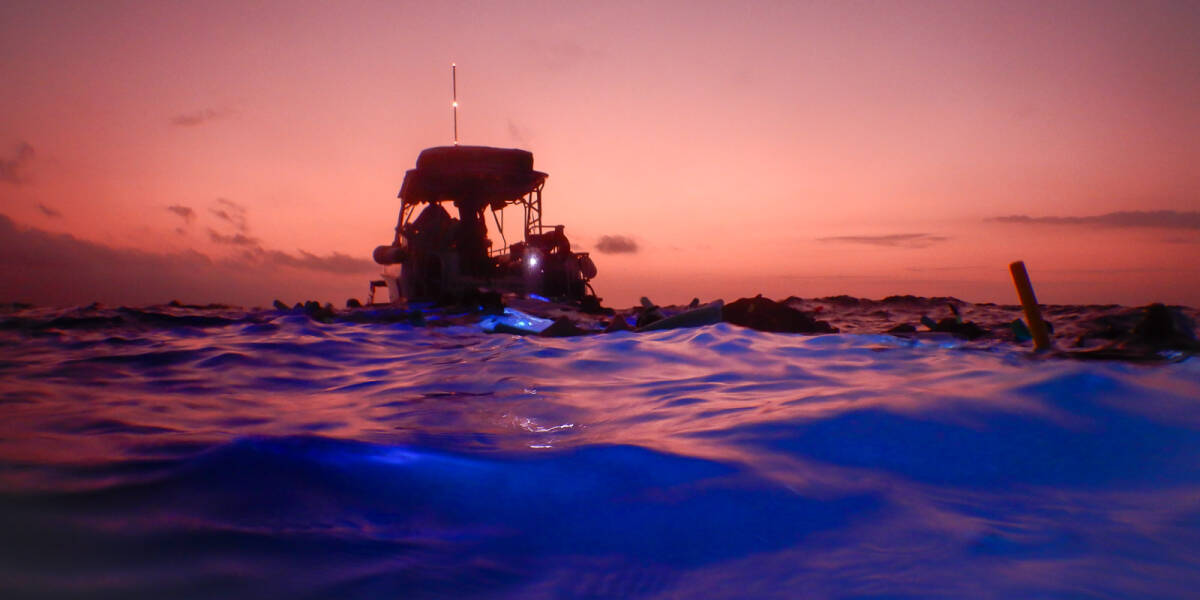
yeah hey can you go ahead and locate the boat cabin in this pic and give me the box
[372,145,597,304]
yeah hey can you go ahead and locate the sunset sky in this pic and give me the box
[2,0,1198,308]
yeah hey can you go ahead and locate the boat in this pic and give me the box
[370,145,598,306]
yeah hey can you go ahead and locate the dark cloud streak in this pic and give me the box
[818,233,949,248]
[201,198,372,271]
[989,210,1200,230]
[0,142,34,184]
[208,229,261,247]
[167,205,196,224]
[37,203,61,218]
[210,197,249,233]
[595,235,639,254]
[251,249,375,273]
[0,214,375,307]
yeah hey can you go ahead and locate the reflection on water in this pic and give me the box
[1,305,1199,598]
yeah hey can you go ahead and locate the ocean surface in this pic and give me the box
[2,303,1199,599]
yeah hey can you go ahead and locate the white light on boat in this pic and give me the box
[528,256,539,268]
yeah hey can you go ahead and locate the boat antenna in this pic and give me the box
[451,63,459,146]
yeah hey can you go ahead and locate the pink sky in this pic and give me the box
[2,0,1198,308]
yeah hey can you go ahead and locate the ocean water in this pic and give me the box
[2,305,1199,599]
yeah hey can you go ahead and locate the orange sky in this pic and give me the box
[2,0,1198,308]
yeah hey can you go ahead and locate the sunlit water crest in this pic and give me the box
[2,306,1199,598]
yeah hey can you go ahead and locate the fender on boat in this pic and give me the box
[373,245,407,265]
[578,254,597,280]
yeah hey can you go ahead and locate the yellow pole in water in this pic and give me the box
[1009,261,1051,351]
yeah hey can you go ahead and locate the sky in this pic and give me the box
[2,0,1198,308]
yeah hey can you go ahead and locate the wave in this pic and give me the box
[1,304,1199,597]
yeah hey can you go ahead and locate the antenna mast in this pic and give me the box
[451,63,458,146]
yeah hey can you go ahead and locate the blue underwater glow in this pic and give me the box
[1,305,1199,598]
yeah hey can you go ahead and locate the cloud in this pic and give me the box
[818,233,949,248]
[166,205,196,224]
[0,142,34,184]
[200,199,372,272]
[251,249,375,273]
[169,108,233,127]
[905,265,987,272]
[37,203,61,218]
[989,210,1200,230]
[209,197,248,232]
[0,214,376,307]
[208,229,261,247]
[594,235,639,254]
